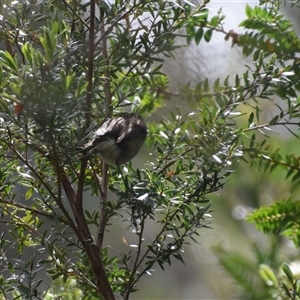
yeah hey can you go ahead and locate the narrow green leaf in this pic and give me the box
[259,264,278,288]
[0,51,19,74]
[269,115,279,125]
[0,63,2,84]
[204,29,213,42]
[63,71,76,91]
[235,74,240,87]
[245,4,253,18]
[22,43,34,67]
[25,188,33,200]
[282,263,294,284]
[248,112,254,126]
[195,28,203,45]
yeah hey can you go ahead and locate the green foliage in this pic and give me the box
[239,3,300,57]
[281,262,300,299]
[214,240,282,299]
[44,277,84,300]
[248,199,300,247]
[0,0,234,299]
[1,0,300,299]
[180,0,300,299]
[215,240,300,300]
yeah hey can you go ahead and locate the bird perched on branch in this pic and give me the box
[78,113,148,166]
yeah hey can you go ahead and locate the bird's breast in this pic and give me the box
[94,139,121,166]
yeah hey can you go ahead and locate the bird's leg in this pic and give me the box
[90,159,105,195]
[118,166,129,191]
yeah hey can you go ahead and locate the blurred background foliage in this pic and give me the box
[0,0,300,299]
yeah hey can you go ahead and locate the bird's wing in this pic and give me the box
[116,115,147,143]
[91,114,147,145]
[94,119,113,137]
[116,125,142,143]
[91,118,121,145]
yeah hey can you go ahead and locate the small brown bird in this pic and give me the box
[80,113,148,166]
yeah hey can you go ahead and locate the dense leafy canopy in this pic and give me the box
[0,0,300,299]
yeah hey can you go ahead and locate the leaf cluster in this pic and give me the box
[238,3,300,58]
[215,240,300,300]
[0,0,237,299]
[248,199,300,247]
[1,0,300,299]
